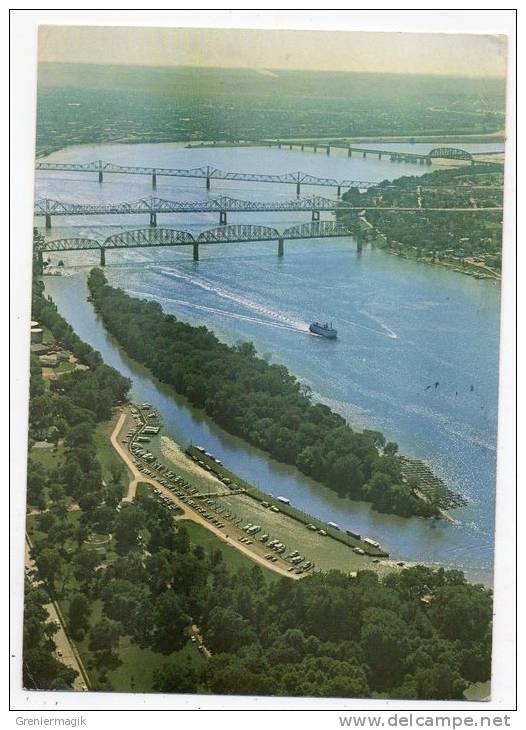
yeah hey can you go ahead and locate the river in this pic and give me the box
[36,142,502,585]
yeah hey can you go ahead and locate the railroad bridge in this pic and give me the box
[35,160,375,197]
[261,142,476,165]
[34,194,357,229]
[34,220,360,270]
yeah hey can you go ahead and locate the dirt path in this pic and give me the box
[110,408,300,580]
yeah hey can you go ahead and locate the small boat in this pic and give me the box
[309,322,337,339]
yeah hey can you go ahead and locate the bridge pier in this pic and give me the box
[98,170,103,183]
[150,212,157,227]
[289,144,293,150]
[206,176,211,190]
[378,152,382,160]
[357,236,363,253]
[152,172,157,189]
[348,147,352,157]
[301,144,304,151]
[426,158,432,166]
[363,151,367,159]
[296,182,301,196]
[313,145,317,153]
[219,210,227,225]
[312,210,320,222]
[193,242,199,262]
[337,185,341,198]
[100,248,106,266]
[278,237,284,257]
[45,213,52,229]
[36,250,44,275]
[326,146,330,156]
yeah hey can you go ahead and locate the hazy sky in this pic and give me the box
[38,25,507,77]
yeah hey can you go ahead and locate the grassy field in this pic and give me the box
[107,638,206,693]
[186,446,388,557]
[94,415,127,491]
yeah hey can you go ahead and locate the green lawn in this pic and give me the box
[30,443,63,470]
[179,519,281,585]
[94,417,127,490]
[107,637,206,693]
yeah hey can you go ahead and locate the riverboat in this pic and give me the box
[309,322,337,339]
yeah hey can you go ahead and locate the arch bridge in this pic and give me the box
[34,220,360,270]
[428,147,473,162]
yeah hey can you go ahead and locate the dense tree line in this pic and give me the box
[29,473,494,698]
[24,280,131,689]
[87,269,435,518]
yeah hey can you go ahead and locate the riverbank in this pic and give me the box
[367,228,502,281]
[117,402,400,577]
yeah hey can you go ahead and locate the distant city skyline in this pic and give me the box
[38,25,507,78]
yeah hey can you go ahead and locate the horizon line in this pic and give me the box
[37,61,506,81]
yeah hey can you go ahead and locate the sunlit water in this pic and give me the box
[36,142,502,585]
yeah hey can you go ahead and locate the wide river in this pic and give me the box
[35,142,502,585]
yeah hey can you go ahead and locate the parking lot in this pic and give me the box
[118,404,401,578]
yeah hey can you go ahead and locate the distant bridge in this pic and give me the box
[34,221,359,269]
[34,194,357,228]
[429,147,473,161]
[197,140,480,165]
[35,160,375,196]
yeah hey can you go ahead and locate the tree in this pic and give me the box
[150,592,190,654]
[359,608,412,691]
[152,661,200,694]
[33,547,63,590]
[113,504,144,554]
[430,584,493,643]
[415,662,467,700]
[68,593,91,639]
[89,618,122,654]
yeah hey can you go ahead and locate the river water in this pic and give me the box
[35,142,502,585]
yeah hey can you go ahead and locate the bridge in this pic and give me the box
[34,194,501,229]
[34,194,357,229]
[192,140,481,165]
[34,220,360,269]
[35,160,376,196]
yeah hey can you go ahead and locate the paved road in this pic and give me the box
[24,539,88,691]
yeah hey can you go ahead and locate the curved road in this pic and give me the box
[110,408,302,580]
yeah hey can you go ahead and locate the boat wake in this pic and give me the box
[126,289,306,334]
[152,266,310,333]
[338,316,397,340]
[358,309,398,339]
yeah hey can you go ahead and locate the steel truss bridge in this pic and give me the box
[34,194,357,228]
[35,221,359,267]
[35,160,376,196]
